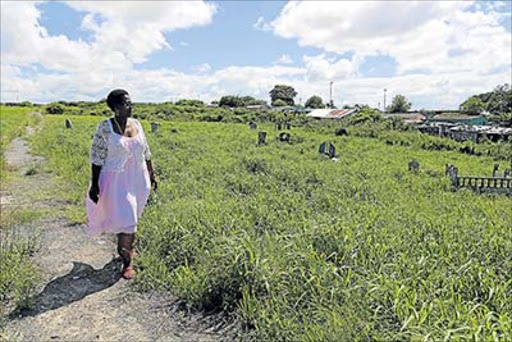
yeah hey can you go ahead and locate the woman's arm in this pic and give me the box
[146,159,157,190]
[89,121,108,202]
[89,164,102,203]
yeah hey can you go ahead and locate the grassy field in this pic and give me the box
[25,113,512,341]
[27,114,512,340]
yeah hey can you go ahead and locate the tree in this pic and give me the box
[304,95,325,108]
[459,96,485,114]
[175,99,205,107]
[272,99,288,107]
[45,103,65,114]
[219,95,244,108]
[488,112,512,128]
[269,84,297,106]
[345,108,382,126]
[219,95,266,108]
[460,84,512,114]
[387,94,411,113]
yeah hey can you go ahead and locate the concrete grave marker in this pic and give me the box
[319,142,326,155]
[65,119,73,129]
[329,143,336,159]
[151,122,160,133]
[409,160,420,172]
[258,131,267,145]
[279,132,290,143]
[319,142,336,159]
[492,163,499,177]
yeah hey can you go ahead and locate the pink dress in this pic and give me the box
[86,118,151,236]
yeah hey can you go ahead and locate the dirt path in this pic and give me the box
[2,120,232,341]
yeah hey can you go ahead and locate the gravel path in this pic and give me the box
[2,119,233,341]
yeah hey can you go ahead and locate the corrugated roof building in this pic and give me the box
[306,108,358,119]
[428,114,488,125]
[383,113,427,124]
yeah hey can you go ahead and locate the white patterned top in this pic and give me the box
[90,118,151,167]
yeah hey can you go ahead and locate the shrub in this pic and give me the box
[45,103,65,115]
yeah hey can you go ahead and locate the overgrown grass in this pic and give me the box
[29,113,512,341]
[0,106,43,324]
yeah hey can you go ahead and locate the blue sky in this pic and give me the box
[1,1,511,109]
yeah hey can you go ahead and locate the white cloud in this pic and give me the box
[302,54,358,82]
[270,1,511,75]
[179,41,189,47]
[191,63,212,73]
[3,54,509,110]
[253,16,272,31]
[275,54,294,64]
[0,1,216,71]
[1,0,510,110]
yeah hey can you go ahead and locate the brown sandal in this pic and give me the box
[122,265,136,279]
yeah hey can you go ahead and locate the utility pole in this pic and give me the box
[383,88,387,112]
[329,81,333,108]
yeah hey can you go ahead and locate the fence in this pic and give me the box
[445,164,512,194]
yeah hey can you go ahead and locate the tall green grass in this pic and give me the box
[29,114,511,341]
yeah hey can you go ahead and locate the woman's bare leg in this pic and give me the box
[117,232,135,268]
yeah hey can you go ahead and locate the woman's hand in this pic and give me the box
[89,184,100,203]
[150,172,158,191]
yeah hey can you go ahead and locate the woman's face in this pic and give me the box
[116,94,132,118]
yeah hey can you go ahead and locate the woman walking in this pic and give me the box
[87,89,157,279]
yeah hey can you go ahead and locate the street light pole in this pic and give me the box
[329,81,333,108]
[383,88,387,112]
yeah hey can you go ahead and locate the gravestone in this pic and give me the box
[408,160,420,172]
[151,122,160,133]
[279,132,290,143]
[328,143,336,159]
[319,142,336,159]
[445,164,455,177]
[335,128,348,136]
[450,166,459,187]
[65,119,72,129]
[276,123,282,130]
[258,131,267,145]
[285,122,291,130]
[492,163,499,177]
[504,169,510,178]
[319,142,326,155]
[445,164,458,186]
[249,122,257,130]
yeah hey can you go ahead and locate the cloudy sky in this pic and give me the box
[1,1,511,109]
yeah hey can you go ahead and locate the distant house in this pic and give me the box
[427,113,488,125]
[273,106,311,114]
[383,112,427,124]
[273,105,297,112]
[419,123,512,142]
[306,108,358,119]
[246,104,269,111]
